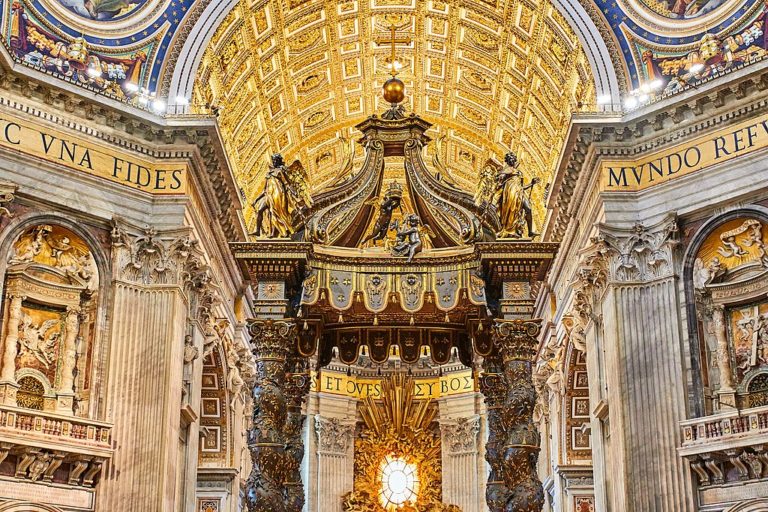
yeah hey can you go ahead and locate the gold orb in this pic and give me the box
[382,77,405,104]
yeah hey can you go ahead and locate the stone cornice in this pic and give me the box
[0,59,245,244]
[545,61,768,269]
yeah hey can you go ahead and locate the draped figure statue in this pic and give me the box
[251,154,311,238]
[494,151,539,239]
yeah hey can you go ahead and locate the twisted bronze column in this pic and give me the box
[284,355,310,512]
[480,355,510,512]
[246,320,294,512]
[481,319,544,512]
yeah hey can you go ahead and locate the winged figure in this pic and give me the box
[19,314,61,369]
[251,154,313,238]
[391,214,432,263]
[360,182,403,247]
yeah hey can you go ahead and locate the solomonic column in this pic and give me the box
[284,354,310,512]
[495,319,544,512]
[246,319,294,512]
[480,355,510,512]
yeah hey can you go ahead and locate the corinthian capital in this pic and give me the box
[110,219,208,286]
[441,416,480,454]
[314,416,354,454]
[492,319,542,362]
[248,320,296,360]
[594,214,679,282]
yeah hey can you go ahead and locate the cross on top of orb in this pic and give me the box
[375,23,412,77]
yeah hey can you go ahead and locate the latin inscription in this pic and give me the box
[0,113,187,194]
[310,370,475,399]
[602,115,768,191]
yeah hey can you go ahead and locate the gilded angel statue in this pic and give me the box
[493,151,539,239]
[251,154,313,238]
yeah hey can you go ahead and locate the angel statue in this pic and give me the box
[361,181,403,247]
[391,214,435,263]
[18,314,60,369]
[494,151,540,239]
[251,154,312,238]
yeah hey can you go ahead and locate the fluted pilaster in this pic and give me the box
[594,216,693,512]
[314,415,354,512]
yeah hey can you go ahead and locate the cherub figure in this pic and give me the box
[391,214,433,263]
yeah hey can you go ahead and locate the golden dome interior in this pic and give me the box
[192,0,597,231]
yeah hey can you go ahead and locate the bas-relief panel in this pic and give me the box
[729,300,768,384]
[697,218,768,273]
[15,305,63,384]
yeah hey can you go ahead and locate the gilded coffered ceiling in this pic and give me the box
[192,0,596,230]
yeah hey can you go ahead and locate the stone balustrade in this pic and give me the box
[681,405,768,453]
[0,405,112,452]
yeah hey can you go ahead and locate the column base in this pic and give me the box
[55,393,75,414]
[717,389,737,409]
[0,381,19,406]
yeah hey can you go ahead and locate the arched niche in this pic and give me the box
[0,220,103,417]
[725,498,768,512]
[0,501,65,512]
[198,343,232,468]
[683,206,768,414]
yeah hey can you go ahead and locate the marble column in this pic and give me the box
[711,305,736,406]
[440,415,481,512]
[595,217,693,512]
[97,225,207,511]
[314,415,355,512]
[56,305,81,413]
[246,319,294,512]
[0,294,24,385]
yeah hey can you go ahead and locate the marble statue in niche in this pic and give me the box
[1,223,98,414]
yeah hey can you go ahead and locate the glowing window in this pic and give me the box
[378,455,419,509]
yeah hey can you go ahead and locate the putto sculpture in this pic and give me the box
[494,151,540,239]
[391,213,434,263]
